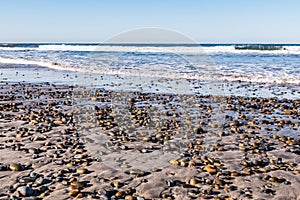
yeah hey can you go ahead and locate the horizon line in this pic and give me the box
[1,42,300,45]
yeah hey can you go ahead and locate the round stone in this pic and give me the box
[9,163,22,171]
[16,185,33,197]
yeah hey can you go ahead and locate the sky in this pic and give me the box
[0,0,299,43]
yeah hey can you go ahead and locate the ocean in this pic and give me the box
[0,43,299,98]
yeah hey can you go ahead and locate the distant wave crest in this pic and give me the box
[0,43,300,54]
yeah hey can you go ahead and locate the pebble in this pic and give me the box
[35,177,45,185]
[16,185,33,197]
[125,195,134,200]
[1,83,300,199]
[100,195,109,200]
[115,191,124,197]
[170,159,179,165]
[68,189,79,197]
[76,168,88,174]
[166,179,175,187]
[0,164,8,171]
[189,178,197,186]
[203,165,217,174]
[9,163,22,171]
[129,169,145,177]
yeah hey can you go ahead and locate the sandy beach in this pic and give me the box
[0,81,299,200]
[1,0,300,199]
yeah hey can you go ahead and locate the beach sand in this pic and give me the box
[0,82,299,200]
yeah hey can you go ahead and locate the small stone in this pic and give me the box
[100,194,108,200]
[241,169,251,175]
[218,131,225,137]
[284,180,291,185]
[69,189,79,197]
[35,177,45,185]
[125,195,134,200]
[141,149,148,153]
[121,145,128,150]
[71,181,85,188]
[189,178,197,186]
[166,179,175,187]
[211,123,218,128]
[129,169,145,177]
[115,191,124,198]
[204,165,217,174]
[170,160,179,165]
[213,178,224,185]
[76,168,88,174]
[76,193,83,198]
[0,164,8,171]
[268,177,279,183]
[53,120,63,125]
[40,192,47,198]
[30,172,37,178]
[113,181,121,188]
[283,110,291,115]
[32,154,39,159]
[16,185,33,197]
[10,163,22,171]
[100,195,109,200]
[128,98,136,103]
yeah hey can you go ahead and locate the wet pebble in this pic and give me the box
[9,163,22,171]
[0,164,8,171]
[16,185,33,197]
[76,168,88,174]
[129,169,145,177]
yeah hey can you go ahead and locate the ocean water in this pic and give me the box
[0,43,299,98]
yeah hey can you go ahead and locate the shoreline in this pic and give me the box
[1,64,300,100]
[0,82,299,199]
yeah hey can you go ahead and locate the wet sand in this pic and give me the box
[0,82,299,200]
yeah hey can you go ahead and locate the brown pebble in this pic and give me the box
[231,171,239,177]
[91,97,97,101]
[241,169,251,175]
[269,177,279,183]
[69,189,79,197]
[39,193,46,198]
[115,191,124,198]
[75,148,84,153]
[190,178,197,186]
[211,123,218,128]
[71,181,85,188]
[54,120,63,125]
[76,168,88,174]
[66,163,74,167]
[170,160,179,165]
[76,193,83,198]
[204,165,217,174]
[188,160,196,167]
[125,195,134,200]
[9,163,22,171]
[113,181,120,188]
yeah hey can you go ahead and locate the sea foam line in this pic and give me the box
[0,57,78,72]
[1,44,300,55]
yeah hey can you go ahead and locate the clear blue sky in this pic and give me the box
[1,0,299,43]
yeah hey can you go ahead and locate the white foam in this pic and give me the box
[0,57,78,72]
[0,47,36,51]
[1,44,299,85]
[0,44,300,55]
[1,55,299,85]
[36,45,300,55]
